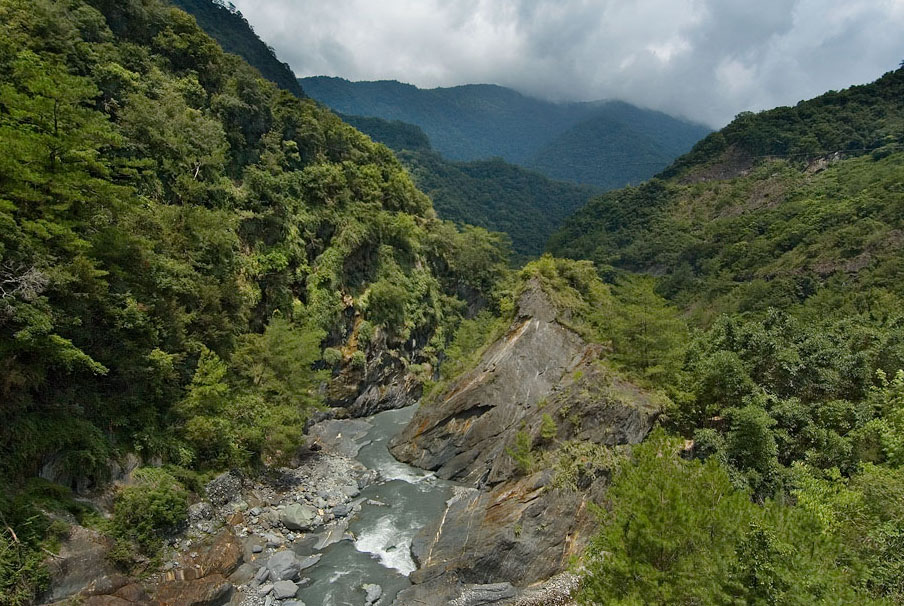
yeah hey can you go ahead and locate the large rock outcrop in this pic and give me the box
[390,282,660,603]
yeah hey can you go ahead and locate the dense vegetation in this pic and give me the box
[323,113,597,260]
[546,66,904,604]
[299,76,710,188]
[397,152,595,261]
[170,0,305,97]
[0,0,509,601]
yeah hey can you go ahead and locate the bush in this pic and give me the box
[507,431,534,475]
[540,413,558,441]
[111,468,188,556]
[350,350,367,369]
[322,347,343,366]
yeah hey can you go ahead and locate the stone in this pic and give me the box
[188,501,215,522]
[340,483,360,498]
[228,562,257,585]
[205,471,243,507]
[153,574,234,606]
[45,525,131,603]
[389,282,659,596]
[254,567,270,582]
[363,583,382,606]
[251,544,263,554]
[449,583,516,606]
[279,503,317,531]
[272,580,299,599]
[196,531,243,577]
[266,550,301,581]
[296,554,322,571]
[259,583,274,595]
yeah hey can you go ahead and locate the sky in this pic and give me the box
[230,0,904,127]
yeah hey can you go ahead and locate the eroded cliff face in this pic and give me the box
[391,282,660,604]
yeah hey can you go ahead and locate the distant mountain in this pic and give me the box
[172,0,305,96]
[548,65,904,316]
[342,115,596,260]
[299,77,710,188]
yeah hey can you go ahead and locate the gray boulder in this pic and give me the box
[266,550,300,581]
[279,503,317,531]
[272,580,299,599]
[363,583,382,606]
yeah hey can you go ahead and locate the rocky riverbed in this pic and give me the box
[42,282,661,606]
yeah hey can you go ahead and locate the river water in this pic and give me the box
[295,405,453,606]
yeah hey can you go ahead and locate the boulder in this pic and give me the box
[266,550,301,581]
[152,574,233,606]
[196,531,243,577]
[264,550,319,582]
[205,471,243,507]
[44,525,132,603]
[363,583,382,606]
[272,580,299,599]
[279,503,317,531]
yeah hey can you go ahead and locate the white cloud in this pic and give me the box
[231,0,904,127]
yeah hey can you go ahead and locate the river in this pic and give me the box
[295,405,454,606]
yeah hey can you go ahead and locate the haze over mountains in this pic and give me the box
[301,76,711,189]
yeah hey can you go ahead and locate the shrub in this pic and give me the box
[507,431,534,475]
[322,347,343,366]
[111,468,188,556]
[540,414,558,441]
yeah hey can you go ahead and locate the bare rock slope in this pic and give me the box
[390,282,660,604]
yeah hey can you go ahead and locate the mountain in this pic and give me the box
[170,0,305,96]
[548,65,904,317]
[0,1,511,599]
[300,76,711,188]
[547,66,904,602]
[339,114,596,260]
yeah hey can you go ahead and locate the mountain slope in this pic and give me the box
[0,0,510,504]
[171,0,305,96]
[338,114,596,259]
[548,66,904,318]
[528,101,716,188]
[547,66,904,605]
[300,76,710,188]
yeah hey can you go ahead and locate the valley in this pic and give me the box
[1,1,902,606]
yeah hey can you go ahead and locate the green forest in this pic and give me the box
[547,66,904,605]
[0,0,508,600]
[335,113,598,260]
[300,76,711,189]
[2,0,903,604]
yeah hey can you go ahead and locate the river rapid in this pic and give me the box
[296,405,454,606]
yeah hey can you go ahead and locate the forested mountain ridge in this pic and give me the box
[549,65,904,317]
[336,114,597,260]
[0,1,509,600]
[172,4,597,259]
[170,0,305,96]
[546,65,904,604]
[300,76,710,188]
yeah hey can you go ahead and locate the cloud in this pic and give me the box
[231,0,904,127]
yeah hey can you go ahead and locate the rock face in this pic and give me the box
[390,283,590,485]
[391,282,660,603]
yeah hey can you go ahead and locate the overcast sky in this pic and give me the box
[231,0,904,127]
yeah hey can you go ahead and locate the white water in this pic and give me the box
[295,406,455,606]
